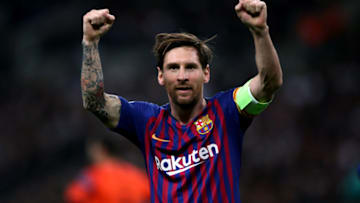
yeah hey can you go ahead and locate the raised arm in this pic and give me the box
[235,0,283,102]
[81,9,120,128]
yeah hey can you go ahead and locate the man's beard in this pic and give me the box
[174,96,197,109]
[170,91,199,110]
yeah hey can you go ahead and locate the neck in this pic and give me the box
[169,97,207,125]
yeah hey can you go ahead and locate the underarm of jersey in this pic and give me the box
[233,79,271,115]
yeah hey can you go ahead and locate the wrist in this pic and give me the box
[249,25,269,37]
[82,36,100,45]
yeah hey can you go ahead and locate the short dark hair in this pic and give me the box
[153,32,215,69]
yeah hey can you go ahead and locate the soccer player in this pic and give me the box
[81,0,283,202]
[65,136,150,203]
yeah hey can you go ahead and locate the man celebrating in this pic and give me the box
[81,0,283,202]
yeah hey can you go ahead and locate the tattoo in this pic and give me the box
[81,42,109,122]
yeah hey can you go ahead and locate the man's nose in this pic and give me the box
[177,67,188,81]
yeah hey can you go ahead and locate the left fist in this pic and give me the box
[235,0,268,33]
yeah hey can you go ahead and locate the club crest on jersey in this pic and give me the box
[194,114,213,135]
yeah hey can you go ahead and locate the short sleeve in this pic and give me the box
[213,88,253,133]
[110,96,160,148]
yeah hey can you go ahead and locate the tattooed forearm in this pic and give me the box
[81,41,109,122]
[83,93,110,122]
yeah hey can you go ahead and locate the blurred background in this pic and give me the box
[1,0,360,202]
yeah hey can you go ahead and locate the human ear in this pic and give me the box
[204,64,210,83]
[157,66,165,86]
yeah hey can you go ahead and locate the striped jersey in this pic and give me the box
[112,88,252,203]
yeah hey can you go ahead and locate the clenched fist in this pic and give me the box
[235,0,268,34]
[83,9,115,43]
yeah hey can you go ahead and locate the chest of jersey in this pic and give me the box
[143,100,239,202]
[152,114,219,177]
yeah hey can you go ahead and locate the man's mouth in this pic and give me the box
[175,86,192,94]
[176,86,192,90]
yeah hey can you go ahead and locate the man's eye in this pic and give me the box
[186,65,196,69]
[168,65,178,70]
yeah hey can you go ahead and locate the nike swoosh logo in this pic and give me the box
[152,134,170,142]
[166,161,204,176]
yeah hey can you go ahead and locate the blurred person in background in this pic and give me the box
[80,0,282,202]
[64,135,150,203]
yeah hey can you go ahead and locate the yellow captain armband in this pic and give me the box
[233,80,271,115]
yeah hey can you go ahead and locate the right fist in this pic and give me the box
[83,9,115,43]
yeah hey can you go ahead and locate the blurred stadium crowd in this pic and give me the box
[0,0,359,202]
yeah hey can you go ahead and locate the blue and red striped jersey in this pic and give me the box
[112,88,252,203]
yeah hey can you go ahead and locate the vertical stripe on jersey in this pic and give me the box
[205,152,217,202]
[174,122,182,203]
[208,103,230,202]
[161,116,173,203]
[156,119,167,203]
[172,124,197,202]
[190,125,206,202]
[149,110,166,203]
[197,101,218,203]
[144,117,157,203]
[183,125,197,202]
[199,143,212,202]
[214,100,235,203]
[166,118,178,202]
[168,121,181,203]
[177,125,191,203]
[190,101,216,202]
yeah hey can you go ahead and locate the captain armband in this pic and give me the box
[233,80,271,115]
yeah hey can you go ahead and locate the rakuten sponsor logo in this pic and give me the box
[154,143,219,176]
